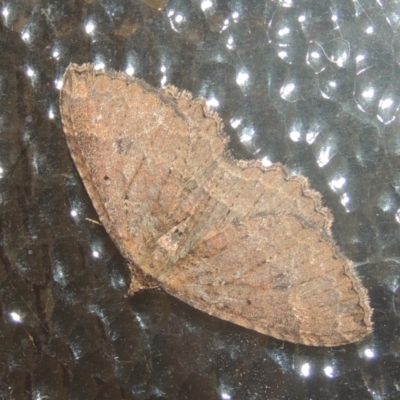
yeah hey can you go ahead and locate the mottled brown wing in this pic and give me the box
[60,64,218,267]
[159,191,371,346]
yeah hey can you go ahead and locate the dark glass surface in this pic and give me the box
[1,0,400,399]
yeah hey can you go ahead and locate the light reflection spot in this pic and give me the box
[395,209,400,224]
[136,315,146,329]
[329,176,346,190]
[126,66,135,76]
[278,51,288,59]
[236,71,249,85]
[362,88,374,99]
[278,27,290,36]
[289,130,301,142]
[306,131,318,144]
[324,365,334,378]
[22,32,30,41]
[300,362,311,377]
[55,79,63,90]
[340,193,350,208]
[94,62,105,71]
[317,147,332,167]
[364,348,375,358]
[281,83,295,97]
[281,0,293,7]
[226,36,234,49]
[174,14,183,23]
[10,312,22,323]
[261,157,272,167]
[230,118,241,129]
[241,133,252,143]
[201,0,213,11]
[85,22,95,34]
[380,98,393,110]
[206,97,219,108]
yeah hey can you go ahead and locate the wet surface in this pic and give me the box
[1,0,400,399]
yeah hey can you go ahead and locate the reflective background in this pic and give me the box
[1,0,400,399]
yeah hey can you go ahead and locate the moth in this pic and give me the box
[60,63,372,346]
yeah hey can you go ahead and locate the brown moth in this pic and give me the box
[60,63,372,346]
